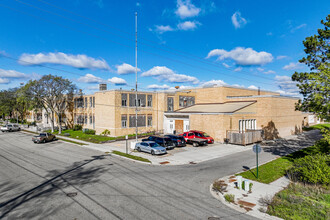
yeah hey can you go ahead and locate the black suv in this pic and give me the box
[142,135,175,150]
[164,134,186,147]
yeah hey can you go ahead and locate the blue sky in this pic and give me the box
[0,0,329,95]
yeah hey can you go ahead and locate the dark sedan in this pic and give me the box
[164,134,186,147]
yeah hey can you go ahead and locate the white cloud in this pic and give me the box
[147,84,170,90]
[276,55,288,60]
[200,79,226,88]
[175,0,201,19]
[257,68,264,72]
[136,2,141,7]
[177,21,201,30]
[231,11,247,29]
[116,63,140,74]
[291,24,306,33]
[283,62,304,70]
[234,67,242,72]
[207,47,273,66]
[248,85,258,90]
[222,63,230,68]
[275,75,299,96]
[77,74,103,83]
[266,32,273,36]
[87,85,100,90]
[108,77,127,85]
[0,78,10,84]
[264,70,276,74]
[19,52,110,70]
[0,69,28,78]
[141,66,199,84]
[153,25,174,34]
[232,84,245,88]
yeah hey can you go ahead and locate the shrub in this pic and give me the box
[249,183,253,193]
[84,129,96,135]
[213,180,228,193]
[101,129,110,136]
[9,118,18,123]
[73,124,82,131]
[288,154,330,186]
[224,194,235,203]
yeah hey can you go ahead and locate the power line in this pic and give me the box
[1,1,277,87]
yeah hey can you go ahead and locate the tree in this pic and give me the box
[292,15,330,121]
[0,89,17,119]
[28,75,76,133]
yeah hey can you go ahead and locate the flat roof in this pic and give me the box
[173,101,256,114]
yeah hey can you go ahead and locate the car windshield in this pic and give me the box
[203,133,210,137]
[7,125,12,127]
[150,143,160,148]
[40,133,46,136]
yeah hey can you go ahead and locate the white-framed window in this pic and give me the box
[239,119,256,132]
[121,115,127,128]
[147,115,152,127]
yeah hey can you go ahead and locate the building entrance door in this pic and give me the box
[175,120,183,134]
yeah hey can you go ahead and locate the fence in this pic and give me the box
[226,130,263,145]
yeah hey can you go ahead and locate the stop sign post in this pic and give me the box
[253,144,262,178]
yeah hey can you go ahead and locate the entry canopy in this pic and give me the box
[173,101,256,114]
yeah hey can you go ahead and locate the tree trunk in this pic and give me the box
[58,113,62,134]
[50,111,55,133]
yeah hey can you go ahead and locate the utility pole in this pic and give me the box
[135,12,138,143]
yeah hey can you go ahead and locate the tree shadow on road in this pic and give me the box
[261,130,323,157]
[0,155,110,219]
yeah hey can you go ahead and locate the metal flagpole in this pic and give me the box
[135,12,138,143]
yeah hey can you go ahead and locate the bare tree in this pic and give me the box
[28,75,76,133]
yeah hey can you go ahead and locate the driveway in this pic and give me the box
[0,130,321,219]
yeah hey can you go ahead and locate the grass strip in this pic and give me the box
[57,137,87,146]
[237,142,325,184]
[303,123,330,131]
[112,150,151,163]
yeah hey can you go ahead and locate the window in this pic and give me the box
[84,114,87,124]
[90,97,92,107]
[89,115,92,124]
[76,98,84,108]
[76,114,84,124]
[239,119,257,132]
[121,115,127,128]
[129,94,146,107]
[93,115,95,126]
[167,97,174,111]
[129,115,146,127]
[93,97,95,108]
[121,93,127,107]
[179,96,195,107]
[147,95,152,107]
[85,97,87,108]
[147,115,152,127]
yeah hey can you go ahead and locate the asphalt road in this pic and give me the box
[0,130,320,220]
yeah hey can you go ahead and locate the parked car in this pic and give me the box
[181,130,214,144]
[142,135,175,150]
[135,141,167,155]
[164,134,186,147]
[32,133,56,144]
[1,124,20,132]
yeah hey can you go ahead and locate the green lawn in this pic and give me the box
[57,137,87,146]
[267,183,330,220]
[303,123,330,131]
[112,150,151,163]
[237,142,327,184]
[54,129,116,143]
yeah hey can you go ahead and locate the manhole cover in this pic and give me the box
[159,161,170,164]
[189,161,197,164]
[208,217,220,220]
[66,192,78,197]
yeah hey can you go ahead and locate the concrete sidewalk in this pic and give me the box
[211,175,289,219]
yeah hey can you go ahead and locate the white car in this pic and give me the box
[1,124,21,132]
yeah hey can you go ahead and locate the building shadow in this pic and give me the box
[0,155,110,219]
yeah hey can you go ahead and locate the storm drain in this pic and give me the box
[208,217,220,220]
[189,161,197,164]
[159,161,170,165]
[66,192,78,197]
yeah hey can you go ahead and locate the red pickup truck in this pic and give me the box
[181,130,214,144]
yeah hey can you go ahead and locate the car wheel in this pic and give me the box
[193,142,198,147]
[137,147,141,152]
[37,140,40,144]
[151,150,155,155]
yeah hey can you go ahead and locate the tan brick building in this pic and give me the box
[71,85,314,142]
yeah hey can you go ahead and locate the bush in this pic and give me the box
[288,154,330,186]
[9,118,18,123]
[84,129,96,135]
[73,124,82,131]
[213,180,228,193]
[101,129,110,136]
[224,194,235,203]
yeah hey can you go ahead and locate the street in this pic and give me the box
[0,131,320,220]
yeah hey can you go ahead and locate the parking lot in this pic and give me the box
[103,139,254,165]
